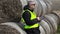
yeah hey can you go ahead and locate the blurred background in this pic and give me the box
[0,0,60,34]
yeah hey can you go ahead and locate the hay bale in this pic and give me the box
[0,0,22,23]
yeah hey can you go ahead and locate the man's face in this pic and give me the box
[29,4,35,10]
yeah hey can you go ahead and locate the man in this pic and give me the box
[21,0,41,34]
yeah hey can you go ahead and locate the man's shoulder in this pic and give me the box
[22,11,31,17]
[24,10,30,14]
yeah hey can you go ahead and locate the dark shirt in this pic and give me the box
[22,5,40,25]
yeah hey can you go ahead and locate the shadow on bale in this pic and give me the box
[0,25,20,34]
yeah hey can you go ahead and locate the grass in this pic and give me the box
[56,25,60,34]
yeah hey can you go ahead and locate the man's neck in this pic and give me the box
[29,8,34,12]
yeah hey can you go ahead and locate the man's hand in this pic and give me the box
[37,17,41,21]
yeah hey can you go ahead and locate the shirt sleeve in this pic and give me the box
[22,11,40,25]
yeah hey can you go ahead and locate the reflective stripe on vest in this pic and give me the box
[21,9,39,29]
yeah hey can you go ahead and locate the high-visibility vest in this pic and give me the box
[21,9,39,29]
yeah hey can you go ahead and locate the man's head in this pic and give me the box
[28,0,36,10]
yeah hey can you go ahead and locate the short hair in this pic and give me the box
[27,0,36,5]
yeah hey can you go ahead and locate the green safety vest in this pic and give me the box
[21,9,39,29]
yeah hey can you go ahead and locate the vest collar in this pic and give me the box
[28,8,34,12]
